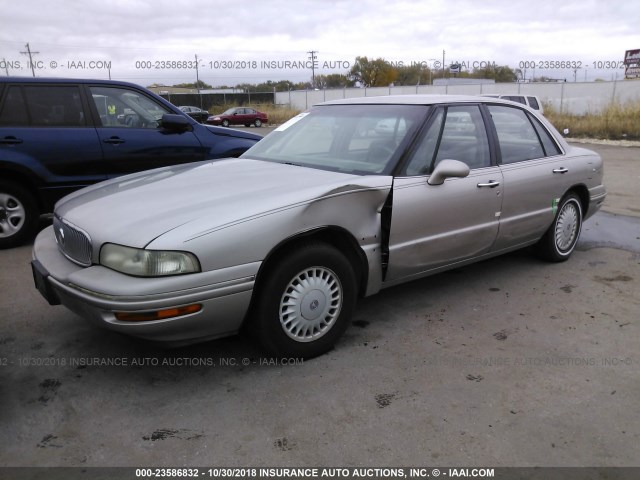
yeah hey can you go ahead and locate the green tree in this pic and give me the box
[174,80,212,89]
[315,74,353,89]
[393,64,434,85]
[249,80,297,92]
[471,65,518,83]
[349,56,398,87]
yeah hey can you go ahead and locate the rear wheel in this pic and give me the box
[0,181,39,249]
[536,193,582,262]
[254,119,262,127]
[253,242,357,358]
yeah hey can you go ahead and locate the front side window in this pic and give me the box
[242,104,427,175]
[488,105,546,164]
[90,86,170,128]
[404,105,491,175]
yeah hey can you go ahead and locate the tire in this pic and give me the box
[221,119,230,127]
[0,181,40,249]
[254,119,262,127]
[253,242,357,358]
[536,193,583,262]
[244,124,251,127]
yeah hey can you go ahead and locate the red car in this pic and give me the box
[206,107,268,127]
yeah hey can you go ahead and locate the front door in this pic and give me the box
[386,105,503,283]
[88,85,206,177]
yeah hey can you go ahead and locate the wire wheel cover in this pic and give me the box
[279,266,343,342]
[555,201,579,252]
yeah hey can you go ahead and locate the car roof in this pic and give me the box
[317,94,525,107]
[0,76,148,90]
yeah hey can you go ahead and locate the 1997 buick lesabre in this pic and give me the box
[31,95,606,358]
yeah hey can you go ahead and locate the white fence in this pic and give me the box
[275,80,640,114]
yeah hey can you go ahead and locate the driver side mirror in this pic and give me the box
[161,114,192,132]
[427,159,470,185]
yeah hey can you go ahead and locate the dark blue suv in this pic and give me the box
[0,77,262,248]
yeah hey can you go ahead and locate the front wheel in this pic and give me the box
[221,119,230,127]
[0,181,39,249]
[253,242,357,358]
[536,193,583,262]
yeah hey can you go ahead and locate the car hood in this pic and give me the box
[55,158,392,249]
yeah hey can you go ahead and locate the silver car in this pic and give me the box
[31,95,606,358]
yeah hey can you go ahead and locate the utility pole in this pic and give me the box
[442,50,445,79]
[2,59,9,76]
[307,50,318,88]
[195,54,202,108]
[20,43,39,77]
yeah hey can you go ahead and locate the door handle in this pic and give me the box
[553,167,568,174]
[0,136,23,145]
[477,180,501,188]
[103,136,125,145]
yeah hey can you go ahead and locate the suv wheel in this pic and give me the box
[0,181,39,249]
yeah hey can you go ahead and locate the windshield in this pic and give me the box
[241,104,429,175]
[222,108,238,115]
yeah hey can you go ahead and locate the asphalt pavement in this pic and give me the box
[0,143,638,468]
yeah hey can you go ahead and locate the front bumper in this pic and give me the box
[31,225,258,344]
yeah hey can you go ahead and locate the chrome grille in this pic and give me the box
[53,215,92,266]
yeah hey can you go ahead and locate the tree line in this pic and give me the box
[164,56,521,92]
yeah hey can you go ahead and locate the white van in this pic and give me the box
[481,94,544,114]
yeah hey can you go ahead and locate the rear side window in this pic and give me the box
[502,95,526,105]
[0,85,86,127]
[488,105,545,164]
[528,113,562,156]
[527,96,540,110]
[0,86,29,126]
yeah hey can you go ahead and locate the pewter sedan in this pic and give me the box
[32,95,606,358]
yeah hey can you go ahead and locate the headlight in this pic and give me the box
[100,243,200,277]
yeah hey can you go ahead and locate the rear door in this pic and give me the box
[234,108,250,125]
[0,83,104,207]
[485,104,569,250]
[88,85,207,177]
[386,105,503,283]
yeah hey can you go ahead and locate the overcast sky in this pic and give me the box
[0,0,636,86]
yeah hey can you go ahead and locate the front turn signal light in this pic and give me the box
[114,304,202,322]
